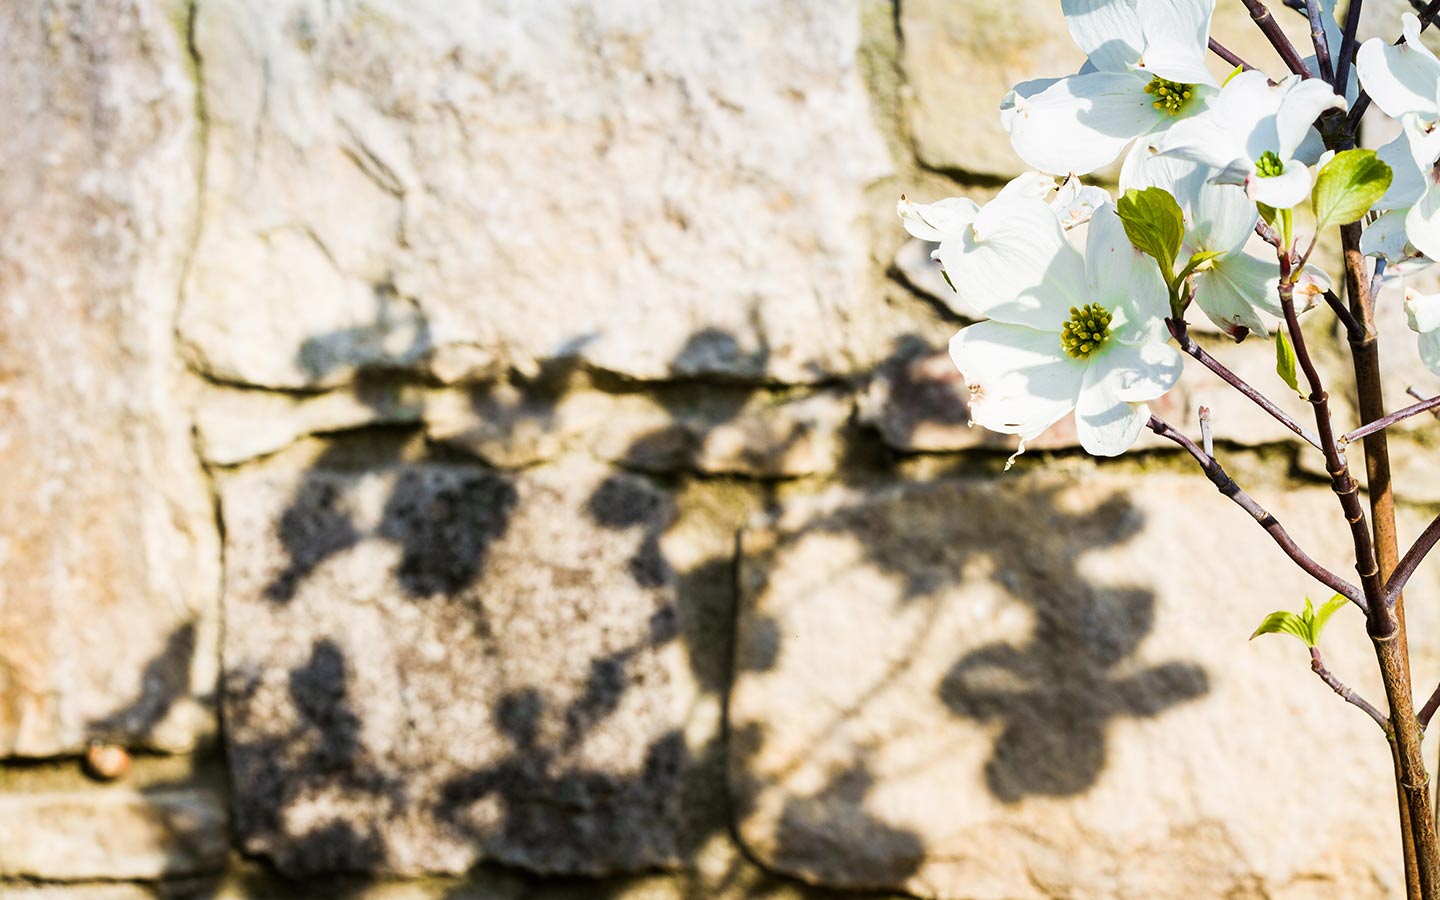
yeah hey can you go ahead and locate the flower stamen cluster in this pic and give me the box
[1060,303,1114,358]
[1255,150,1285,178]
[1145,76,1195,116]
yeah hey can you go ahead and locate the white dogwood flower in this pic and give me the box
[1356,21,1440,260]
[944,199,1183,457]
[1155,70,1346,208]
[1405,287,1440,376]
[1003,0,1219,176]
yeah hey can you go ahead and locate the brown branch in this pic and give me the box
[1208,38,1257,72]
[1323,288,1363,338]
[1335,0,1364,93]
[1145,415,1363,606]
[1420,680,1440,731]
[1166,318,1322,449]
[1305,0,1335,83]
[1387,514,1440,605]
[1342,392,1440,444]
[1312,647,1389,729]
[1240,0,1317,77]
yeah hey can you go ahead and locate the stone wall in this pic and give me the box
[2,1,1439,898]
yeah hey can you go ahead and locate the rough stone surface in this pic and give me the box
[219,447,692,877]
[0,0,220,756]
[180,0,899,388]
[859,334,1319,454]
[731,472,1436,899]
[429,383,856,477]
[0,789,228,880]
[901,0,1315,179]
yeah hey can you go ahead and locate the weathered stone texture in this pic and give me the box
[0,0,219,756]
[0,789,228,880]
[732,472,1431,899]
[219,447,692,876]
[180,0,899,389]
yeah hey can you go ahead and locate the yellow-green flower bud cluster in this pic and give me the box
[1144,76,1194,115]
[1060,303,1114,359]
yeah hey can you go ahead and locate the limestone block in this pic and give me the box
[219,448,691,876]
[0,789,228,880]
[0,0,220,756]
[731,472,1435,898]
[181,0,896,388]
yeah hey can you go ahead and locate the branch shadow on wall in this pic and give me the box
[69,325,1206,900]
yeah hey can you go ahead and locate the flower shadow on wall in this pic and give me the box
[935,490,1210,803]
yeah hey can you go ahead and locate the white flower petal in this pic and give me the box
[936,199,1088,329]
[897,196,981,242]
[1153,111,1245,172]
[996,171,1060,203]
[1275,77,1347,160]
[1245,164,1312,209]
[1420,330,1440,377]
[1075,361,1151,456]
[1084,202,1171,342]
[1192,250,1281,337]
[1406,287,1440,333]
[1051,176,1111,228]
[1355,16,1440,120]
[1099,339,1184,401]
[1006,70,1161,175]
[1361,209,1411,258]
[1137,0,1218,87]
[1406,186,1440,260]
[949,322,1084,439]
[1378,130,1427,210]
[1062,0,1144,73]
[1122,143,1256,256]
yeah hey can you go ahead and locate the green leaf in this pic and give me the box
[1223,64,1246,86]
[1257,202,1279,227]
[940,268,957,294]
[1275,329,1303,398]
[1251,610,1311,644]
[1310,593,1350,643]
[1176,249,1225,283]
[1312,149,1393,229]
[1116,187,1184,278]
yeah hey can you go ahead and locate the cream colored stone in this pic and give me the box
[732,471,1435,898]
[181,0,897,388]
[0,789,228,880]
[0,0,220,756]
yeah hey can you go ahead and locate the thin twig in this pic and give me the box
[1312,647,1389,729]
[1371,256,1388,306]
[1208,38,1257,71]
[1324,288,1364,338]
[1240,0,1317,77]
[1406,386,1440,416]
[1335,0,1364,94]
[1199,405,1214,458]
[1255,218,1283,249]
[1420,680,1440,731]
[1387,514,1440,604]
[1305,0,1335,83]
[1342,392,1440,444]
[1166,318,1323,449]
[1277,272,1387,617]
[1146,415,1364,606]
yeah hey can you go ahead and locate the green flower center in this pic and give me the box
[1144,76,1195,116]
[1060,303,1114,360]
[1254,150,1285,178]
